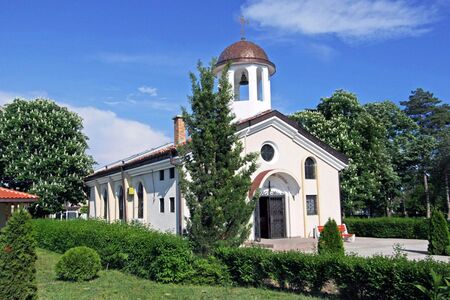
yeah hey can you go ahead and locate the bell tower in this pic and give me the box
[214,40,276,121]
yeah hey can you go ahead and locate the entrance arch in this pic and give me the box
[251,170,301,240]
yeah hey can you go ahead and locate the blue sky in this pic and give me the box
[0,0,449,166]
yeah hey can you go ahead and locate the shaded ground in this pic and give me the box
[36,248,320,300]
[255,237,449,262]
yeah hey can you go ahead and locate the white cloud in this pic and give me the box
[138,86,158,96]
[0,90,48,105]
[65,105,171,167]
[0,90,171,167]
[242,0,439,41]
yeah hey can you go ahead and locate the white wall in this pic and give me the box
[241,124,342,239]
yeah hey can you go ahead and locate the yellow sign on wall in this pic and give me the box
[128,187,135,196]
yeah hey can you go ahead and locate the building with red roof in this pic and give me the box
[84,40,348,240]
[0,187,38,227]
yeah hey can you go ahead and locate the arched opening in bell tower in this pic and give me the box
[234,69,249,101]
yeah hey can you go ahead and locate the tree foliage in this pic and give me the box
[179,61,257,255]
[0,209,37,299]
[0,99,94,215]
[291,90,392,215]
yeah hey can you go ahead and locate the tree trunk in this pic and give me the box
[385,198,392,217]
[424,173,430,218]
[402,196,408,217]
[445,171,450,220]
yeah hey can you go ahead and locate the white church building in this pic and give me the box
[85,40,348,239]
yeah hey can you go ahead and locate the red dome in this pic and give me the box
[215,40,275,75]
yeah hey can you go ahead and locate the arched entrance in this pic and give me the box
[250,170,301,240]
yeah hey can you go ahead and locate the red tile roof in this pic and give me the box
[0,187,39,203]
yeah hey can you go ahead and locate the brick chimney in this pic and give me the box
[173,115,186,145]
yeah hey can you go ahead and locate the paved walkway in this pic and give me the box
[253,237,449,262]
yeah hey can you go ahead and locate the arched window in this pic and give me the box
[117,186,124,220]
[305,157,316,179]
[137,183,144,219]
[103,189,108,220]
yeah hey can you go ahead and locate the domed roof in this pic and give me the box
[215,40,276,75]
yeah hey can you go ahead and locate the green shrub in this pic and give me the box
[190,256,231,286]
[0,209,37,300]
[32,219,194,283]
[215,246,450,299]
[318,218,344,255]
[344,217,435,239]
[428,210,450,255]
[55,246,101,281]
[214,247,273,287]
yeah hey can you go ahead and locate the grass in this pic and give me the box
[36,248,320,299]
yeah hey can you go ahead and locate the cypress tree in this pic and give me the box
[179,60,257,255]
[428,210,450,255]
[318,218,344,255]
[0,209,37,299]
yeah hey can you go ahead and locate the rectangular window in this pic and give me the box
[306,195,317,215]
[159,198,165,213]
[159,169,165,181]
[169,167,175,179]
[170,197,175,213]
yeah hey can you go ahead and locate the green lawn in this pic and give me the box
[36,248,320,300]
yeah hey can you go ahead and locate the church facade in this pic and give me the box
[85,40,348,239]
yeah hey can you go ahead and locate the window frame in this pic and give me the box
[305,157,317,180]
[103,189,108,220]
[117,185,124,220]
[306,195,318,216]
[159,198,165,213]
[169,197,175,213]
[159,169,165,181]
[137,182,144,219]
[169,167,175,179]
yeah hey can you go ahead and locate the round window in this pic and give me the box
[261,144,275,162]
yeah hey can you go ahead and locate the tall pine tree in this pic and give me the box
[179,61,257,255]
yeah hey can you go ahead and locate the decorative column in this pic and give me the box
[262,66,271,106]
[107,180,115,222]
[94,184,101,218]
[227,69,235,100]
[247,65,258,102]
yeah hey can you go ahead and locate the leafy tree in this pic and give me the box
[318,218,344,255]
[434,130,450,219]
[0,99,94,215]
[179,61,257,255]
[291,90,392,216]
[401,88,450,135]
[0,209,37,299]
[401,89,449,217]
[428,210,450,255]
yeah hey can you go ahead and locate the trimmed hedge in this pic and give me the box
[32,219,194,283]
[215,247,450,299]
[344,217,431,239]
[55,246,101,281]
[33,219,450,299]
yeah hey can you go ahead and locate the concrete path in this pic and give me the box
[253,237,449,263]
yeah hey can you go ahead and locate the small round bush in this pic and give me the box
[55,246,101,281]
